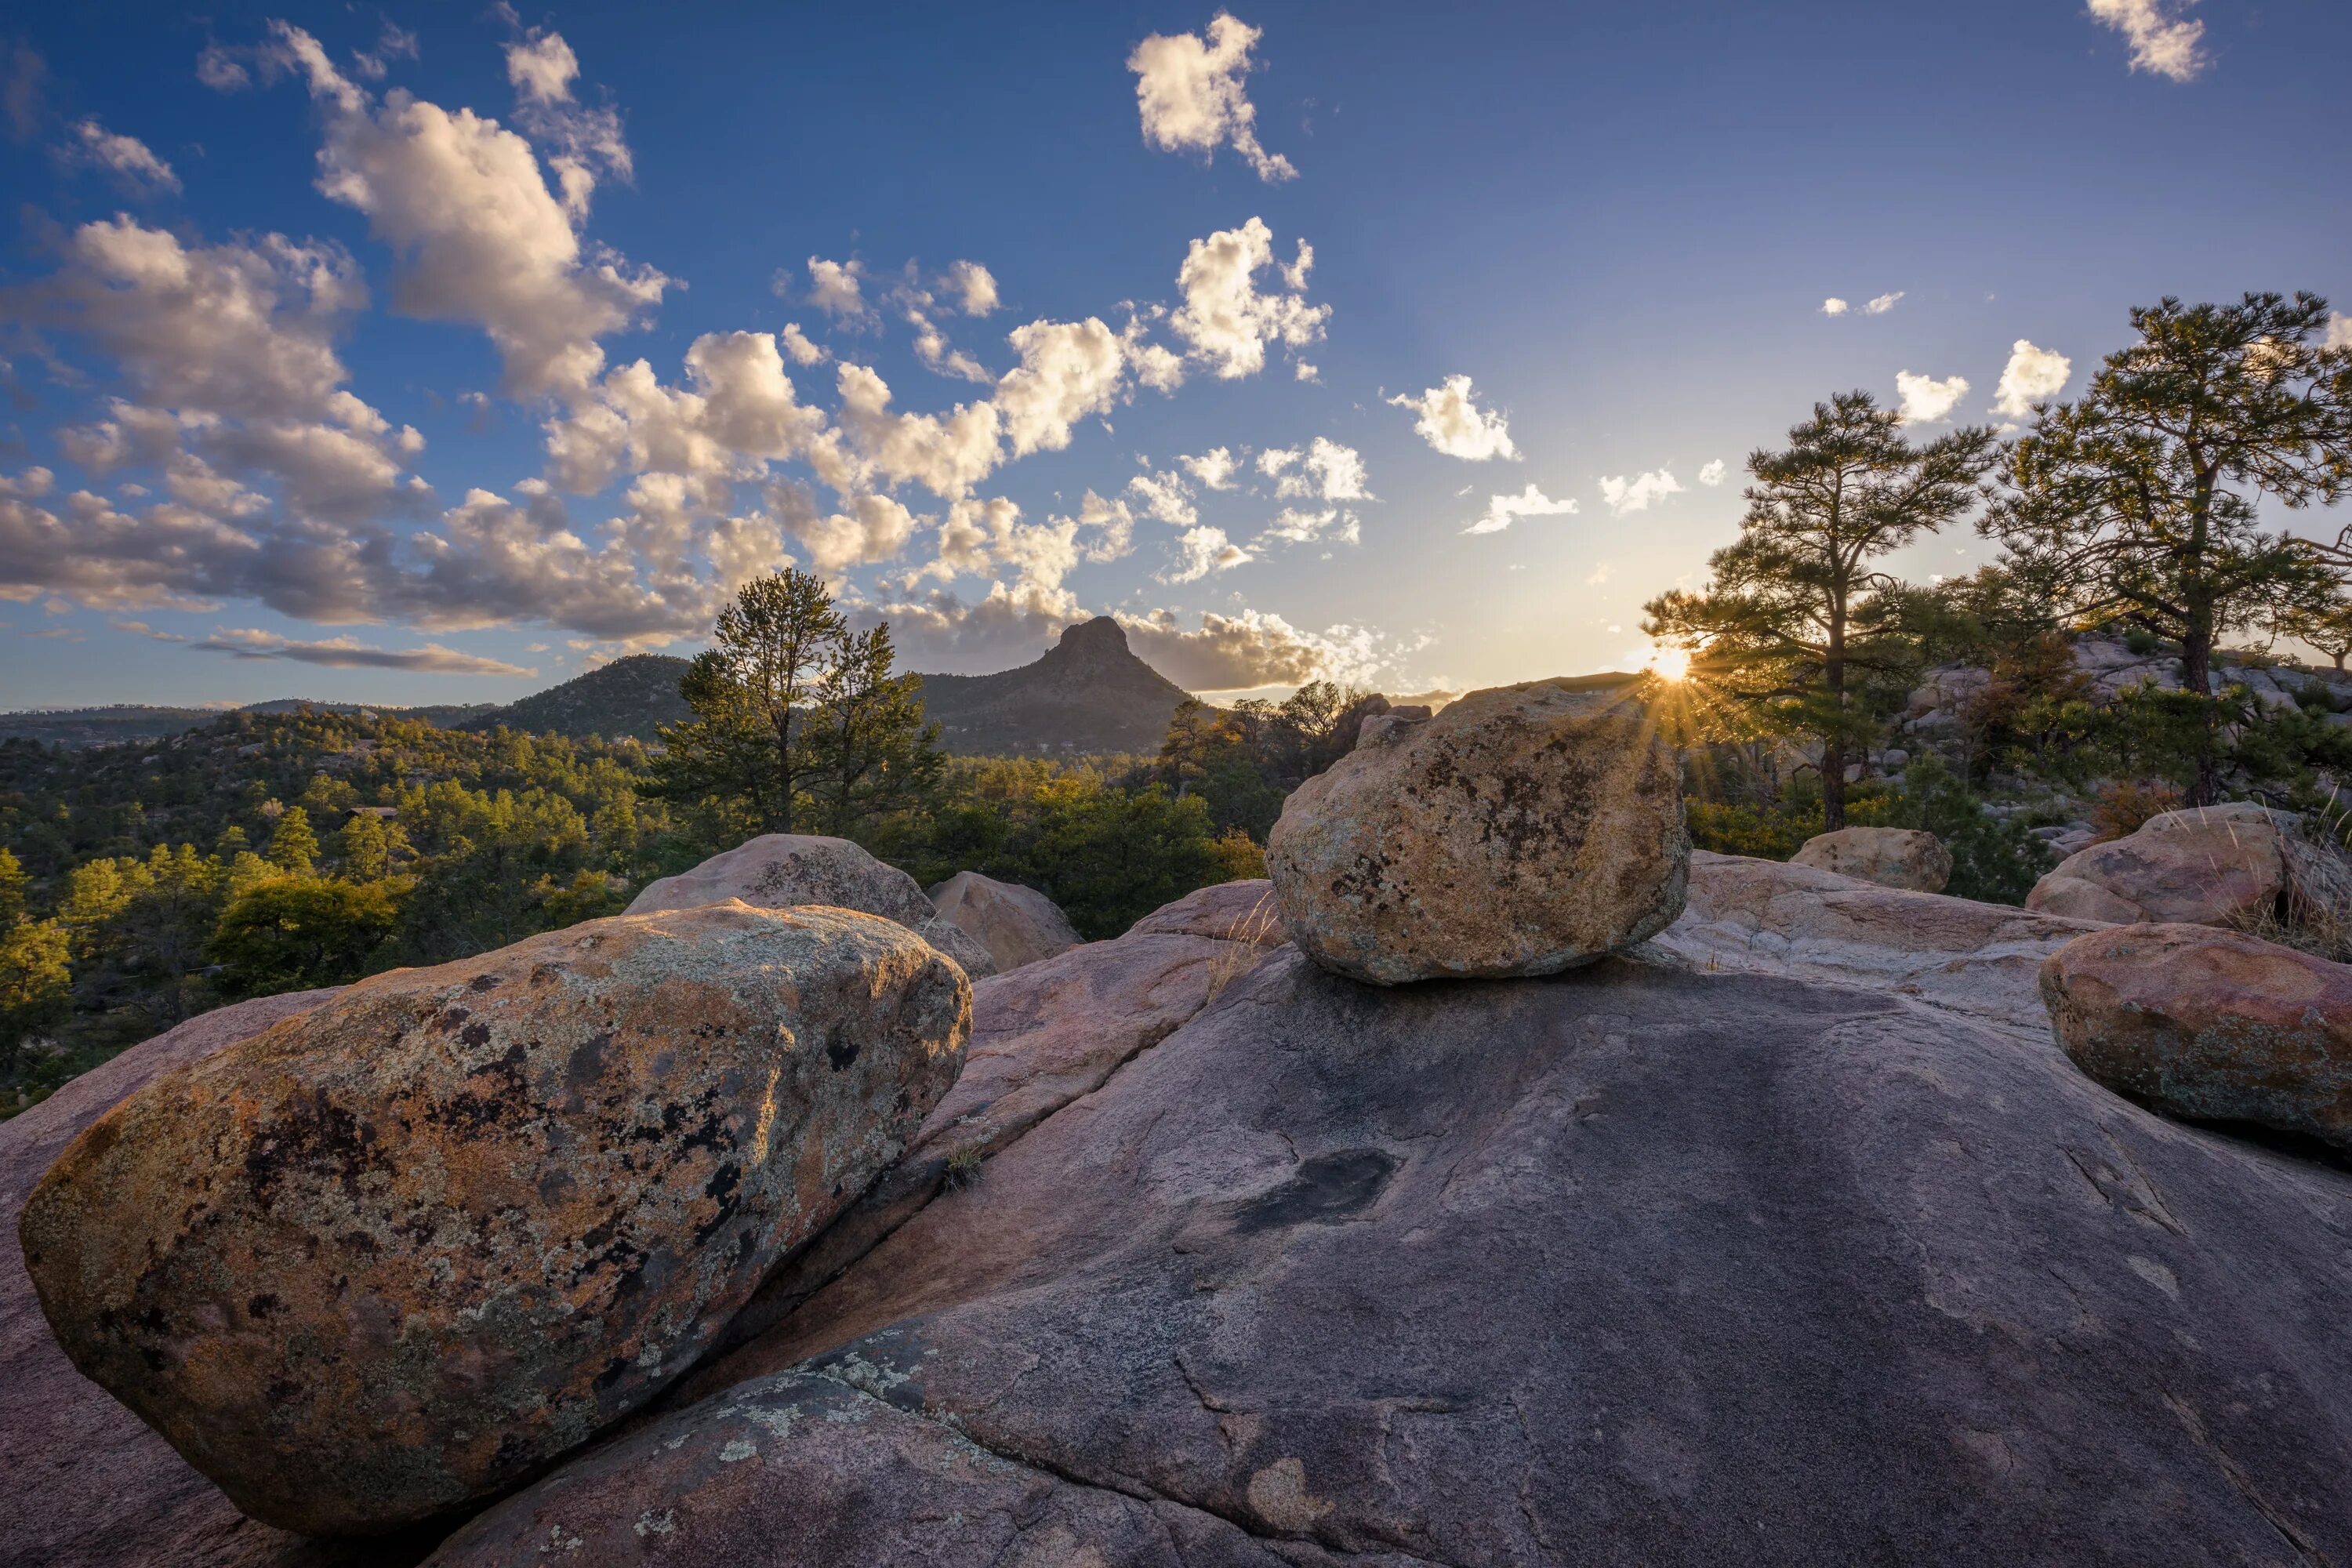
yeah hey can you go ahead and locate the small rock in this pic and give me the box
[1265,678,1689,984]
[18,902,969,1536]
[1790,827,1953,894]
[927,872,1082,972]
[2040,922,2352,1152]
[2027,804,2352,931]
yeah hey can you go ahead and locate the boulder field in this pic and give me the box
[14,853,2352,1563]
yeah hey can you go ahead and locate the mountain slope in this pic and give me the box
[914,617,1191,756]
[456,655,693,743]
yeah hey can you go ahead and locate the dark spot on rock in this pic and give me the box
[267,1378,303,1403]
[593,1356,633,1392]
[1234,1149,1399,1234]
[434,1006,470,1033]
[827,1035,860,1072]
[461,1022,492,1048]
[248,1293,281,1319]
[469,973,502,993]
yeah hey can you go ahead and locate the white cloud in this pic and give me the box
[1294,361,1319,383]
[1260,436,1370,503]
[60,118,180,195]
[2088,0,2208,82]
[1127,469,1197,528]
[2328,314,2352,352]
[270,22,669,399]
[1171,217,1328,379]
[1127,13,1295,182]
[941,260,998,317]
[778,322,827,366]
[1387,374,1516,461]
[501,26,631,220]
[1464,482,1576,535]
[1821,298,1849,317]
[995,317,1127,456]
[1160,524,1251,583]
[1864,291,1904,315]
[194,628,530,675]
[545,330,833,492]
[805,256,873,325]
[833,362,1002,500]
[911,318,992,384]
[1697,459,1728,487]
[1599,470,1684,515]
[1254,505,1357,550]
[1896,369,1969,424]
[1116,608,1374,691]
[776,488,923,577]
[1181,446,1239,489]
[1993,339,2071,418]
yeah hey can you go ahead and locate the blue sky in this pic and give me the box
[4,1,2349,709]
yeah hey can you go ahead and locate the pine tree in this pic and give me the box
[267,806,319,874]
[1644,390,1999,828]
[808,623,944,839]
[1984,292,2352,804]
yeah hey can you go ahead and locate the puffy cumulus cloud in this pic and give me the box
[1386,374,1517,461]
[1117,608,1377,691]
[268,21,668,399]
[1697,459,1728,486]
[2089,0,2208,82]
[1127,13,1294,183]
[1993,339,2071,418]
[13,217,362,421]
[1171,218,1328,379]
[779,322,827,366]
[546,330,833,492]
[771,485,923,578]
[194,628,531,675]
[941,260,998,318]
[500,24,631,219]
[59,118,180,194]
[194,415,426,524]
[1181,446,1239,489]
[397,485,717,641]
[864,579,1093,672]
[1127,469,1197,528]
[1895,369,1969,424]
[912,319,991,384]
[1160,525,1250,584]
[1821,297,1849,317]
[1864,291,1904,316]
[1270,436,1370,502]
[1599,470,1684,516]
[833,362,1002,499]
[1463,482,1576,536]
[60,398,191,476]
[1120,316,1188,394]
[1254,505,1357,550]
[2327,314,2352,352]
[805,256,873,325]
[996,316,1127,457]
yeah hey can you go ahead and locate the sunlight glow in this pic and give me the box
[1647,644,1693,682]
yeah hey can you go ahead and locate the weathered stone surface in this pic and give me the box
[690,885,1289,1367]
[1789,826,1953,893]
[2042,922,2352,1152]
[1649,850,2104,1031]
[2,992,391,1568]
[438,948,2352,1566]
[20,903,968,1537]
[626,833,935,927]
[1266,678,1690,984]
[912,913,999,979]
[926,871,1081,972]
[2026,803,2352,929]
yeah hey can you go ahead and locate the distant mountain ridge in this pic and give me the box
[1,621,1195,756]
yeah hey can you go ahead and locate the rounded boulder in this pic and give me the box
[1791,826,1953,893]
[17,901,968,1537]
[1265,678,1689,984]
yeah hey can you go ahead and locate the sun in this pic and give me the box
[1647,644,1693,682]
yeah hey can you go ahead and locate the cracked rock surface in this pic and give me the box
[436,936,2352,1566]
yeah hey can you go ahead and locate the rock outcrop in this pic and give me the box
[1650,850,2103,1031]
[1267,679,1689,984]
[628,833,998,978]
[434,940,2352,1566]
[20,903,969,1537]
[2042,922,2352,1152]
[2027,802,2352,931]
[925,872,1081,972]
[1789,826,1952,893]
[3,992,347,1568]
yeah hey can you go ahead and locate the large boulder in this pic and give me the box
[925,871,1081,972]
[2027,803,2352,931]
[2,992,347,1568]
[434,943,2352,1566]
[630,833,997,978]
[1266,678,1690,984]
[19,903,968,1537]
[1789,826,1952,893]
[2041,922,2352,1152]
[1650,850,2104,1031]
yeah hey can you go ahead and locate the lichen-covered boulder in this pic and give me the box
[1265,678,1689,984]
[17,902,968,1537]
[926,871,1081,972]
[2040,921,2352,1152]
[1790,826,1953,894]
[627,833,935,927]
[2026,804,2352,929]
